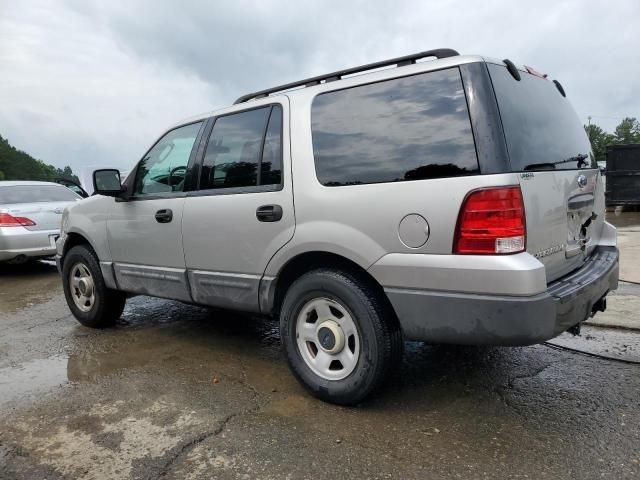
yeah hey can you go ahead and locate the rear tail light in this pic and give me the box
[0,213,36,227]
[454,186,526,255]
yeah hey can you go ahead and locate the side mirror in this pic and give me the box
[599,165,606,176]
[93,169,124,197]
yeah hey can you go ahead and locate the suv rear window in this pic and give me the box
[0,185,80,204]
[311,68,478,186]
[488,64,595,171]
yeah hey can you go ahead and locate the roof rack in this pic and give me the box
[233,48,460,104]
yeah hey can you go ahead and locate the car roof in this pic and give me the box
[0,180,66,187]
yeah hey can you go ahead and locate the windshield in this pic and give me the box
[488,64,595,171]
[0,185,80,204]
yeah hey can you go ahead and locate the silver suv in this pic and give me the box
[57,49,619,405]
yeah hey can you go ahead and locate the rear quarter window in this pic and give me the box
[311,67,479,186]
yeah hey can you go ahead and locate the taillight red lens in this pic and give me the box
[0,213,36,227]
[454,186,526,255]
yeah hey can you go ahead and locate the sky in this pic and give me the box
[0,0,638,173]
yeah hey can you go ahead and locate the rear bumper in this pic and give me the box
[385,246,619,345]
[0,227,59,262]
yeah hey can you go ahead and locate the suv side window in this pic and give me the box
[311,68,479,186]
[134,122,203,196]
[200,105,283,190]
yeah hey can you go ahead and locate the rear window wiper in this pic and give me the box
[523,153,589,171]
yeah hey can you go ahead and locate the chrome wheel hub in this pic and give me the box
[296,297,360,381]
[70,263,95,312]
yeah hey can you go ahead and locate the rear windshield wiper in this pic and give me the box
[523,153,589,171]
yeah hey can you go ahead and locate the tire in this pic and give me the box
[280,268,403,405]
[61,245,126,328]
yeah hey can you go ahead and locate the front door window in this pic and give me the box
[134,122,202,196]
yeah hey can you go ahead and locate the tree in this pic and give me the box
[585,118,640,163]
[0,134,79,182]
[55,165,80,183]
[585,124,615,162]
[613,117,640,144]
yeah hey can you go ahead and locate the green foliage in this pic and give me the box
[585,117,640,162]
[0,134,79,183]
[584,124,615,162]
[613,117,640,144]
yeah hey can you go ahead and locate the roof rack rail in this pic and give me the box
[233,48,460,104]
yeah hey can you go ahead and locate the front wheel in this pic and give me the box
[280,269,403,405]
[61,245,126,328]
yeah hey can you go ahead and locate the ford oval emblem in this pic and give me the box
[577,174,588,189]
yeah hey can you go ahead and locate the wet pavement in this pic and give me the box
[0,213,639,479]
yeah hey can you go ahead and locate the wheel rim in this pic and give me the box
[69,262,95,312]
[296,297,360,381]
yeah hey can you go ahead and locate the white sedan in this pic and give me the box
[0,181,82,264]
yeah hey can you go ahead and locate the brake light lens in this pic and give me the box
[0,213,36,227]
[524,65,548,79]
[454,186,526,254]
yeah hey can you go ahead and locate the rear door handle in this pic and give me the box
[155,209,173,223]
[256,204,283,222]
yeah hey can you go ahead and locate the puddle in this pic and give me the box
[0,348,153,407]
[66,350,151,382]
[0,356,68,407]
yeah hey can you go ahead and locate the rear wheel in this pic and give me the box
[62,245,126,328]
[280,268,403,405]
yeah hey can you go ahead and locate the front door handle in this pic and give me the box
[155,209,173,223]
[256,204,283,222]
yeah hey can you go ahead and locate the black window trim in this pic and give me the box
[122,119,207,202]
[309,65,481,188]
[459,62,511,174]
[190,102,285,198]
[185,183,282,198]
[257,106,274,186]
